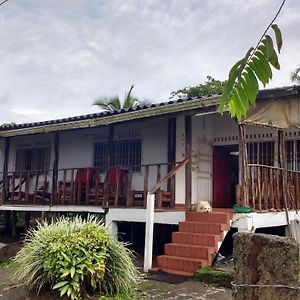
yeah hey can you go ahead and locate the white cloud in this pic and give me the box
[0,0,299,123]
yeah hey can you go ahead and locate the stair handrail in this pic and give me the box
[149,158,190,194]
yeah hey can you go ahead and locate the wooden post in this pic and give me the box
[185,115,192,208]
[143,193,155,273]
[104,125,114,207]
[2,137,10,205]
[278,130,291,236]
[167,118,176,206]
[51,132,60,206]
[239,124,248,207]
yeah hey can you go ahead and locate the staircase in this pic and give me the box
[154,209,233,276]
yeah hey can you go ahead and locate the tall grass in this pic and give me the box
[13,216,139,299]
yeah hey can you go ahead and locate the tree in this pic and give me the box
[170,76,225,99]
[291,67,300,84]
[93,85,139,112]
[219,0,285,120]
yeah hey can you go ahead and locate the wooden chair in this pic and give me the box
[157,190,174,208]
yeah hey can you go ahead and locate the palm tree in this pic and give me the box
[291,67,300,84]
[93,85,140,112]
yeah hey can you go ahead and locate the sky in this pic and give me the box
[0,0,299,124]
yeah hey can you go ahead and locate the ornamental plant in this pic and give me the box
[13,216,139,300]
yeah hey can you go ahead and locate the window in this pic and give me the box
[247,142,274,166]
[15,147,51,173]
[286,140,300,171]
[93,139,142,171]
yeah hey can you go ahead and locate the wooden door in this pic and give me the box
[213,147,232,208]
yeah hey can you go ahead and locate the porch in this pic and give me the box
[0,159,188,209]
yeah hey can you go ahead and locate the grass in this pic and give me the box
[194,267,233,288]
[0,260,15,269]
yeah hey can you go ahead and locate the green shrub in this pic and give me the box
[13,216,139,300]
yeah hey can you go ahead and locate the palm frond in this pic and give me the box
[291,67,300,83]
[93,96,121,112]
[123,85,139,109]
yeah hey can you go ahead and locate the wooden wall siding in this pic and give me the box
[0,161,186,208]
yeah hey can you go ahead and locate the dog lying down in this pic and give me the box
[191,201,212,213]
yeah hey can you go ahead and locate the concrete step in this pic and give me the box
[186,211,230,224]
[172,231,221,247]
[164,243,215,262]
[179,221,228,235]
[157,255,209,273]
[150,267,194,277]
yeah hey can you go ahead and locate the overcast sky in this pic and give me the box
[0,0,299,123]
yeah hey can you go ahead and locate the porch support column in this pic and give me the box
[239,124,248,207]
[51,132,60,206]
[167,117,176,206]
[2,137,10,205]
[104,125,114,207]
[184,115,192,208]
[278,130,291,236]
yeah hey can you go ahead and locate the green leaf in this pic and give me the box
[271,24,282,53]
[263,35,280,69]
[60,284,69,297]
[249,56,269,86]
[255,50,272,80]
[241,71,257,105]
[53,281,68,290]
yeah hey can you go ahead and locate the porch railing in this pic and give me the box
[0,160,186,208]
[247,164,300,211]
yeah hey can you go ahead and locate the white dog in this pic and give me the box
[191,201,212,213]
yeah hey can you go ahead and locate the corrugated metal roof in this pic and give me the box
[1,85,299,137]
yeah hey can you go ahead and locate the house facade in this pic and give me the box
[1,85,300,275]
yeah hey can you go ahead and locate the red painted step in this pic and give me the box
[172,232,221,248]
[157,255,209,273]
[186,211,230,224]
[179,221,228,235]
[164,243,214,262]
[155,208,233,277]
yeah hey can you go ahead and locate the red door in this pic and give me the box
[213,147,232,208]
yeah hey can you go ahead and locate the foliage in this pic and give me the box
[93,85,145,112]
[291,66,300,84]
[170,76,225,99]
[13,216,139,300]
[0,260,14,268]
[194,267,233,288]
[219,24,283,121]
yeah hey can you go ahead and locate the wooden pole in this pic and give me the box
[278,130,291,236]
[51,132,60,206]
[2,137,10,205]
[239,124,249,207]
[185,115,192,209]
[104,125,114,207]
[167,118,176,204]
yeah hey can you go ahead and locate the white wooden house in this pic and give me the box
[1,85,300,275]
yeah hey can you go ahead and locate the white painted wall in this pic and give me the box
[4,119,169,194]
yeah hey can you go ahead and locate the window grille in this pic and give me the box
[93,139,141,171]
[286,140,300,171]
[15,147,51,173]
[247,141,274,166]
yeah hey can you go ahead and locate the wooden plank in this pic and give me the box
[43,170,47,204]
[25,171,30,204]
[95,169,100,206]
[143,165,149,208]
[77,169,82,205]
[70,169,74,204]
[18,173,22,203]
[11,172,15,203]
[114,168,120,207]
[85,169,90,205]
[257,166,262,211]
[126,167,133,207]
[156,164,162,208]
[34,173,39,204]
[185,115,192,208]
[62,169,67,205]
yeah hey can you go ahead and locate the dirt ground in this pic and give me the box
[0,267,232,300]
